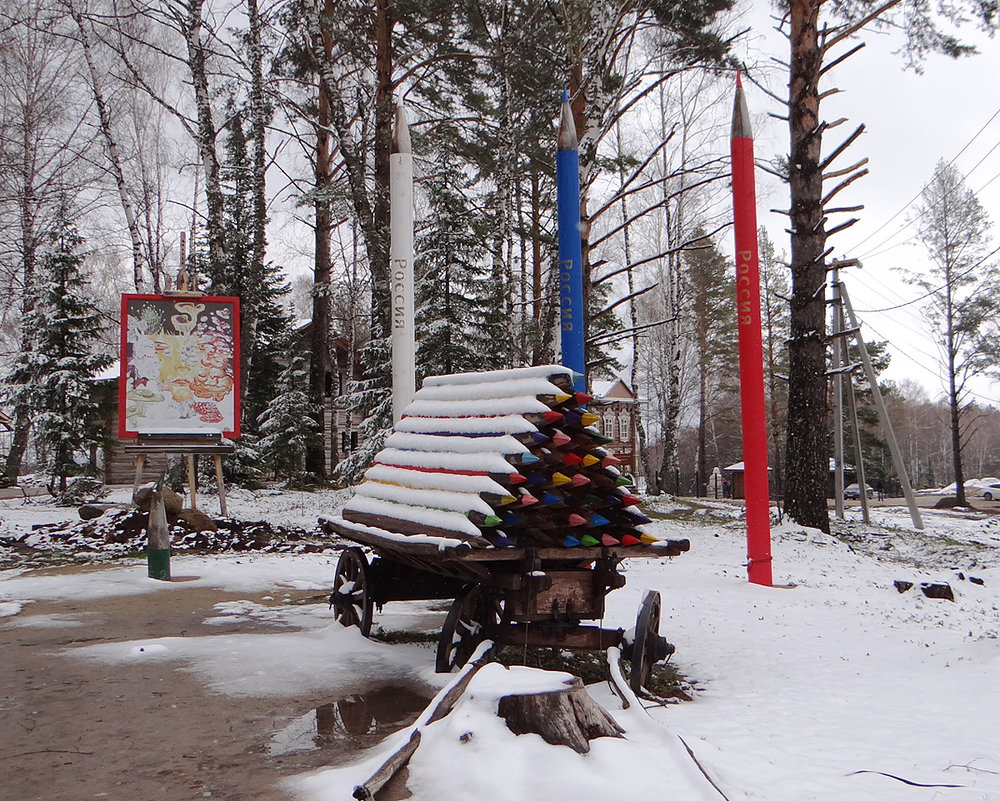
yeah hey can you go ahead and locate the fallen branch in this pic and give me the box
[352,641,494,800]
[848,770,964,788]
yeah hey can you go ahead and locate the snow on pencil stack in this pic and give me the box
[334,365,658,550]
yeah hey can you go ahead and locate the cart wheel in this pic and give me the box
[436,584,500,674]
[629,590,672,696]
[330,547,374,636]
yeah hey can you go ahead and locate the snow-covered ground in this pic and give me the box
[3,487,1000,800]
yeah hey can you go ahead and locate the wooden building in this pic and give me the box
[590,378,637,479]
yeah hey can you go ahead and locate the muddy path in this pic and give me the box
[0,568,432,801]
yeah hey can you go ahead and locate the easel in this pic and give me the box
[124,268,237,515]
[126,435,235,517]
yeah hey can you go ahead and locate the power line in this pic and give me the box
[847,102,1000,256]
[851,244,1000,313]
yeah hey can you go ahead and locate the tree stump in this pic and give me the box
[497,675,624,754]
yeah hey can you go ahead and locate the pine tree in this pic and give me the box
[7,204,114,493]
[683,229,737,496]
[415,153,508,378]
[257,355,322,481]
[204,114,295,439]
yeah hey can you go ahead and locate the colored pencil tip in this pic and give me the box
[736,69,742,88]
[581,534,600,547]
[520,453,540,464]
[568,513,587,526]
[552,430,571,446]
[519,492,539,506]
[571,473,591,487]
[601,533,619,547]
[620,534,641,546]
[483,515,502,527]
[562,86,569,103]
[543,410,564,423]
[552,472,572,486]
[563,535,581,547]
[509,472,527,485]
[582,454,600,467]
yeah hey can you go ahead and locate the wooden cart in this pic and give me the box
[321,517,689,695]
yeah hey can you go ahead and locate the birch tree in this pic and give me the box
[0,2,95,483]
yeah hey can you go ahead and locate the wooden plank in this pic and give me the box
[340,510,492,548]
[495,624,625,650]
[323,517,474,558]
[353,647,492,800]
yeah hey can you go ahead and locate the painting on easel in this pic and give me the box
[119,294,241,438]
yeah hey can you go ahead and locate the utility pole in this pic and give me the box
[839,279,924,530]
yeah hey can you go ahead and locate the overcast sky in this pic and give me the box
[734,5,1000,406]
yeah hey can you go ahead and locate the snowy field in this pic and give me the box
[2,486,1000,800]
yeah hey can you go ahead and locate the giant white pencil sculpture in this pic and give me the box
[390,102,416,423]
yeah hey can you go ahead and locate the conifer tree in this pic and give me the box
[415,153,508,378]
[257,355,322,480]
[202,114,294,437]
[8,204,113,493]
[683,230,737,495]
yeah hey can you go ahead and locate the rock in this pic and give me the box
[920,582,954,601]
[893,580,913,593]
[134,485,184,517]
[176,508,218,532]
[79,503,131,521]
[969,576,985,586]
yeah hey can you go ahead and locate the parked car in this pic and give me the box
[982,483,1000,501]
[844,483,874,499]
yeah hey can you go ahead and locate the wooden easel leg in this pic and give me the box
[133,453,146,498]
[215,454,228,518]
[187,454,197,510]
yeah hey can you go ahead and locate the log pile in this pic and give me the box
[335,365,659,550]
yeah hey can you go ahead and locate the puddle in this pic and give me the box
[268,685,433,756]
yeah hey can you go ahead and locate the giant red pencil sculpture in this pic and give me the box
[730,74,773,586]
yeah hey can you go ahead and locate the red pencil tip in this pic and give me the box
[736,69,742,88]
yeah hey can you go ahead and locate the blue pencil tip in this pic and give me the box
[562,87,569,103]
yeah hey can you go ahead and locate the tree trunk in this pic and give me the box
[307,14,334,478]
[785,0,830,533]
[71,6,147,291]
[4,131,40,485]
[184,0,227,280]
[243,0,269,409]
[371,0,394,341]
[946,284,966,503]
[496,675,624,754]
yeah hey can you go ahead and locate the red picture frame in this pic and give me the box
[119,294,241,438]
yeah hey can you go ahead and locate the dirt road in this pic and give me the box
[0,568,429,801]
